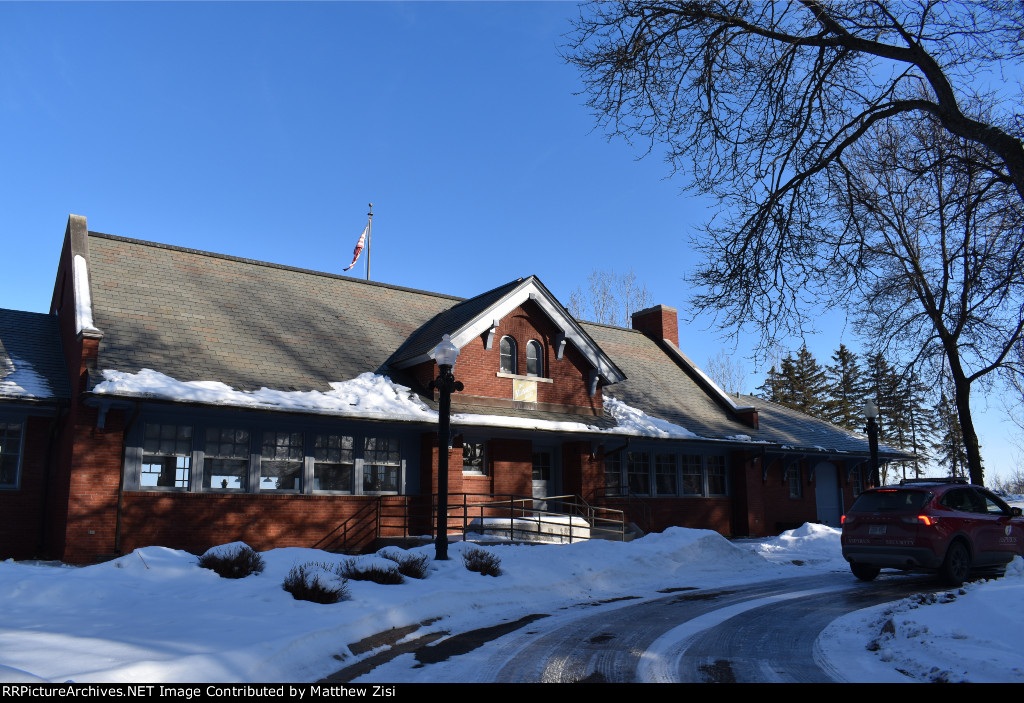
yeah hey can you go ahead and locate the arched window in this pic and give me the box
[526,340,542,377]
[499,336,517,374]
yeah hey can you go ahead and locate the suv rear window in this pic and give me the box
[849,490,931,513]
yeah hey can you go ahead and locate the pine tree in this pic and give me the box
[756,364,787,404]
[824,344,865,431]
[789,344,829,418]
[934,391,970,479]
[864,352,905,484]
[891,369,938,479]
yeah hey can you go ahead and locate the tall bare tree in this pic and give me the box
[569,268,653,326]
[829,116,1023,485]
[704,349,748,394]
[568,1,1024,484]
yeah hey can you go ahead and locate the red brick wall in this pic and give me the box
[121,492,386,555]
[561,441,596,498]
[413,301,603,413]
[0,416,56,560]
[59,406,127,563]
[645,497,733,534]
[756,459,817,533]
[488,438,532,496]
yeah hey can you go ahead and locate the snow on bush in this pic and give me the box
[197,542,265,579]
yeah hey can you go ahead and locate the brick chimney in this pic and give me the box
[631,305,679,347]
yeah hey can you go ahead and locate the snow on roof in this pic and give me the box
[0,351,56,399]
[72,255,101,336]
[92,369,438,423]
[91,368,720,441]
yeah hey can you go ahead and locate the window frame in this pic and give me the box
[125,408,409,496]
[606,446,729,498]
[140,422,194,491]
[499,336,517,374]
[786,464,803,498]
[312,433,355,494]
[461,438,488,476]
[259,430,304,493]
[526,340,543,377]
[0,418,25,491]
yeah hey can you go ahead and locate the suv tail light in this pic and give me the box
[901,515,939,526]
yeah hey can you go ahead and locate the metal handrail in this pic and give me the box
[444,492,629,544]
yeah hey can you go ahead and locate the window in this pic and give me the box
[850,466,863,497]
[526,340,543,377]
[0,421,23,490]
[707,456,727,496]
[532,451,552,481]
[604,451,623,496]
[681,455,704,496]
[313,434,354,492]
[606,449,727,498]
[655,453,677,495]
[462,440,487,475]
[627,451,651,495]
[260,431,303,491]
[133,416,408,496]
[499,336,517,374]
[203,427,250,490]
[786,464,802,498]
[363,436,401,492]
[141,423,192,489]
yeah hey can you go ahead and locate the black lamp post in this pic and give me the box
[428,334,463,561]
[863,399,880,487]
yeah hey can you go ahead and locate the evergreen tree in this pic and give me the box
[788,345,829,418]
[865,353,900,442]
[824,344,865,431]
[934,391,970,479]
[757,363,788,404]
[891,369,938,479]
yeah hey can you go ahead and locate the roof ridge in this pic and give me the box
[86,231,466,302]
[580,319,649,333]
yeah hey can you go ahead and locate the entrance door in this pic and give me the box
[532,449,558,511]
[814,462,842,526]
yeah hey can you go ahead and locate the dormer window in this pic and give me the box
[526,340,543,377]
[499,336,517,374]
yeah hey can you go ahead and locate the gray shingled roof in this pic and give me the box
[387,278,526,366]
[0,308,70,401]
[86,233,460,392]
[82,232,892,457]
[587,322,895,457]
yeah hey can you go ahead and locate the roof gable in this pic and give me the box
[390,276,626,384]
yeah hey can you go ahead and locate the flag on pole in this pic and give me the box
[343,226,368,272]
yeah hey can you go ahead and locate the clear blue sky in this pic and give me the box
[1,1,1018,478]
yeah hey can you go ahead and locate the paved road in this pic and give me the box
[335,571,939,683]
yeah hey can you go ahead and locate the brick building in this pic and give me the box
[0,215,906,563]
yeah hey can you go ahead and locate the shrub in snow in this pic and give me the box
[283,562,350,604]
[379,550,430,579]
[462,547,501,577]
[197,542,265,579]
[337,556,404,585]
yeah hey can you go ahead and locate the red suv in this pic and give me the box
[841,478,1024,586]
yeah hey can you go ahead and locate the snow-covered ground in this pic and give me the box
[0,521,1021,684]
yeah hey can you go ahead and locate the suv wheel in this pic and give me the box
[939,541,970,586]
[850,562,880,581]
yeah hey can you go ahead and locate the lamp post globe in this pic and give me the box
[863,399,880,487]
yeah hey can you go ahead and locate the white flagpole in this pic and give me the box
[366,203,373,282]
